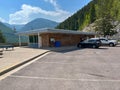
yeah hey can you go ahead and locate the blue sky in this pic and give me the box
[0,0,92,24]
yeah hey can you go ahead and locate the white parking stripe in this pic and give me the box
[10,75,120,82]
[36,61,84,65]
[0,52,51,80]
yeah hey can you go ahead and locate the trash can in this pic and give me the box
[55,41,61,47]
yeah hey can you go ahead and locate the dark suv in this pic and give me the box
[77,38,101,48]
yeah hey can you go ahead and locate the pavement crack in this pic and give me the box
[83,72,116,80]
[86,73,106,78]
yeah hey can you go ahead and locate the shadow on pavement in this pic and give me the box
[21,45,109,54]
[42,46,80,53]
[57,48,81,53]
[97,47,108,50]
[116,45,120,47]
[41,46,109,53]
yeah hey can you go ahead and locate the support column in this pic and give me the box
[38,33,42,48]
[28,36,30,47]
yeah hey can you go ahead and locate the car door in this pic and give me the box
[87,39,95,47]
[100,39,109,45]
[82,39,89,47]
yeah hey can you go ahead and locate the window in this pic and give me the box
[29,35,38,43]
[88,40,95,43]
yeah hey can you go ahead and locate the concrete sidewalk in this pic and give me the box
[0,46,77,76]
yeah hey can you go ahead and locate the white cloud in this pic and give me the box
[44,0,59,10]
[0,17,7,23]
[9,1,71,24]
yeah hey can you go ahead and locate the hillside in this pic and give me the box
[20,18,59,31]
[56,0,120,30]
[0,18,59,43]
[0,22,26,43]
[4,23,25,31]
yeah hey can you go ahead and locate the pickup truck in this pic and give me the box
[99,38,118,47]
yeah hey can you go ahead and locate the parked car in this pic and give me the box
[77,38,101,48]
[99,38,118,47]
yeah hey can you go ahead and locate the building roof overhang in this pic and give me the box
[16,28,96,36]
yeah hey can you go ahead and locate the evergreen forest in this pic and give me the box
[56,0,120,31]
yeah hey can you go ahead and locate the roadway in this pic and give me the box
[0,46,120,90]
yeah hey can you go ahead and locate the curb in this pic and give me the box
[0,51,50,76]
[0,46,77,76]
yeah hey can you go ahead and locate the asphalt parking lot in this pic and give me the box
[0,45,120,90]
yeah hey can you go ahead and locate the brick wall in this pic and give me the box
[40,33,94,47]
[40,33,49,47]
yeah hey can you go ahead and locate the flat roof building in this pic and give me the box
[18,28,95,48]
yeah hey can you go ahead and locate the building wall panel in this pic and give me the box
[40,33,94,47]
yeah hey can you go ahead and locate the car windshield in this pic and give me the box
[100,39,108,41]
[82,39,96,43]
[83,39,89,43]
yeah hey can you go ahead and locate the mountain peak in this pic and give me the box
[20,18,59,31]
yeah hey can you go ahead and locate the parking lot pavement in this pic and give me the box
[0,46,120,90]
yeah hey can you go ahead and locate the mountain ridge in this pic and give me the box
[20,18,59,31]
[0,18,59,43]
[3,18,59,32]
[4,23,25,31]
[0,21,28,43]
[0,21,19,43]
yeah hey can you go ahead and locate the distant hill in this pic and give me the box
[4,23,25,31]
[20,18,59,31]
[0,22,26,43]
[56,0,120,30]
[0,18,58,43]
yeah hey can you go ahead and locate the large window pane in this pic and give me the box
[29,35,38,43]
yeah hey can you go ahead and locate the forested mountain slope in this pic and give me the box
[0,22,26,43]
[56,0,120,30]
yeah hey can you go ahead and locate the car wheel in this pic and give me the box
[109,43,114,47]
[92,45,96,48]
[95,46,99,48]
[77,44,82,48]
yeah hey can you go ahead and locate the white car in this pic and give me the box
[99,38,118,47]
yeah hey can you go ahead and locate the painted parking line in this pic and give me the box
[9,75,120,82]
[0,52,51,81]
[35,61,86,65]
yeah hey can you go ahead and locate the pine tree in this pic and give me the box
[0,30,6,43]
[94,15,117,37]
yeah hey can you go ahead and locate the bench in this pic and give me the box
[0,45,14,50]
